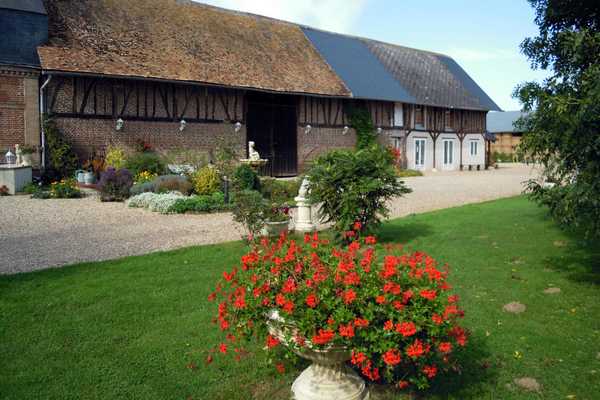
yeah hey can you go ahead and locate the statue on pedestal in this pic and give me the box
[294,177,316,232]
[14,144,22,166]
[248,141,260,161]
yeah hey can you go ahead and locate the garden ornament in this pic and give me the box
[248,141,261,161]
[14,144,22,165]
[294,177,316,232]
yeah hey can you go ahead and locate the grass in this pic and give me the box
[1,196,599,399]
[396,168,424,177]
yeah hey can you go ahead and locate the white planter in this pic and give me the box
[84,171,95,184]
[0,165,32,194]
[261,220,289,237]
[267,311,369,400]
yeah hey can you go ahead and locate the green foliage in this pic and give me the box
[48,179,82,199]
[260,178,301,204]
[104,145,127,169]
[230,190,267,238]
[491,151,513,163]
[162,148,209,173]
[232,164,260,192]
[395,169,423,178]
[43,117,78,180]
[192,166,221,195]
[124,152,165,176]
[515,0,600,238]
[21,182,40,194]
[168,192,228,214]
[129,181,155,196]
[211,136,240,178]
[19,145,36,155]
[348,107,376,150]
[307,145,411,238]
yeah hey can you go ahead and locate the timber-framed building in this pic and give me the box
[0,0,501,176]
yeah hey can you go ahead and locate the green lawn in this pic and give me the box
[1,196,599,399]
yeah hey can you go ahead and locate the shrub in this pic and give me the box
[105,145,127,169]
[43,117,78,180]
[49,179,81,199]
[22,182,40,195]
[208,232,468,391]
[192,166,221,195]
[124,152,165,176]
[134,170,158,184]
[168,192,227,214]
[232,164,260,191]
[0,185,9,196]
[260,178,301,204]
[154,175,193,195]
[308,145,411,239]
[162,148,209,174]
[126,192,156,208]
[230,189,267,238]
[98,168,133,202]
[129,181,156,196]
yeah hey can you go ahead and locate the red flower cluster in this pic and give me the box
[209,231,467,390]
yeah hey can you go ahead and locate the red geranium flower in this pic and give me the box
[383,320,394,331]
[305,293,319,308]
[420,289,437,301]
[406,339,425,358]
[438,342,452,354]
[351,350,367,365]
[382,349,402,366]
[266,335,280,349]
[343,289,357,304]
[276,363,285,374]
[423,364,437,378]
[354,318,369,327]
[396,321,417,337]
[219,343,227,354]
[311,329,335,345]
[353,221,362,231]
[375,295,386,304]
[339,323,355,338]
[364,236,376,245]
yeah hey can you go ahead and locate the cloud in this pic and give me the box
[195,0,368,34]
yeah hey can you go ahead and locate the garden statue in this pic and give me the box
[14,144,22,166]
[248,141,260,161]
[294,177,316,232]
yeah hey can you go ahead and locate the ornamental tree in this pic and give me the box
[515,0,600,238]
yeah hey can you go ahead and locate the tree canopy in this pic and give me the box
[515,0,600,238]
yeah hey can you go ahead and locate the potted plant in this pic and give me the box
[208,227,468,398]
[20,145,36,166]
[261,202,290,237]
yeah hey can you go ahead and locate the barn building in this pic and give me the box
[0,0,501,176]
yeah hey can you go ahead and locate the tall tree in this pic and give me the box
[515,0,600,238]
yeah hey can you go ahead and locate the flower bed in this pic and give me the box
[208,228,468,391]
[127,191,229,214]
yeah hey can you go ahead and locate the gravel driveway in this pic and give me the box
[0,163,536,274]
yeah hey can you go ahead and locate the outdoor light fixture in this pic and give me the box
[179,119,187,132]
[342,126,349,135]
[4,149,15,165]
[305,124,312,134]
[234,121,242,133]
[115,118,124,131]
[377,127,383,134]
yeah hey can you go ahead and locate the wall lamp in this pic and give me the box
[234,121,242,133]
[376,127,383,135]
[179,119,187,132]
[304,124,312,134]
[115,118,124,131]
[342,126,349,135]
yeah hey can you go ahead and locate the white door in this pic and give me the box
[443,139,454,170]
[414,139,426,170]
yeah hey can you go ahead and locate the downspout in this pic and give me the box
[39,74,52,170]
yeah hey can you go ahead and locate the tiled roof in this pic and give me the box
[0,0,46,15]
[364,40,501,111]
[38,0,350,96]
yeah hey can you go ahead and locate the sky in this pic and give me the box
[198,0,551,111]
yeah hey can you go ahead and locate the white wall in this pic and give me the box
[405,132,485,171]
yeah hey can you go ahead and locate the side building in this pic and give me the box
[487,111,528,160]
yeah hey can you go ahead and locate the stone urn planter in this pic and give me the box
[267,310,369,400]
[83,171,95,184]
[261,220,290,237]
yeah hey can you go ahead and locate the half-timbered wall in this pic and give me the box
[403,104,486,133]
[297,97,395,128]
[46,76,244,123]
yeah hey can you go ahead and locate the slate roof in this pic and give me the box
[487,111,528,132]
[38,0,350,96]
[0,0,47,14]
[364,40,501,111]
[302,27,416,103]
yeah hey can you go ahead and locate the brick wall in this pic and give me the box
[297,126,356,171]
[0,67,40,163]
[52,117,246,161]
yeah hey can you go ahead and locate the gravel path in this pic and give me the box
[0,163,536,274]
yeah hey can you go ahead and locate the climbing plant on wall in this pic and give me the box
[348,107,376,150]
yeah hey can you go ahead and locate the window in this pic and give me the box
[470,141,478,156]
[393,102,403,127]
[445,110,454,131]
[415,107,424,128]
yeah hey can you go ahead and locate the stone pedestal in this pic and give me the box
[294,195,316,232]
[0,165,32,194]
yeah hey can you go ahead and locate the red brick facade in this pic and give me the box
[0,67,41,163]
